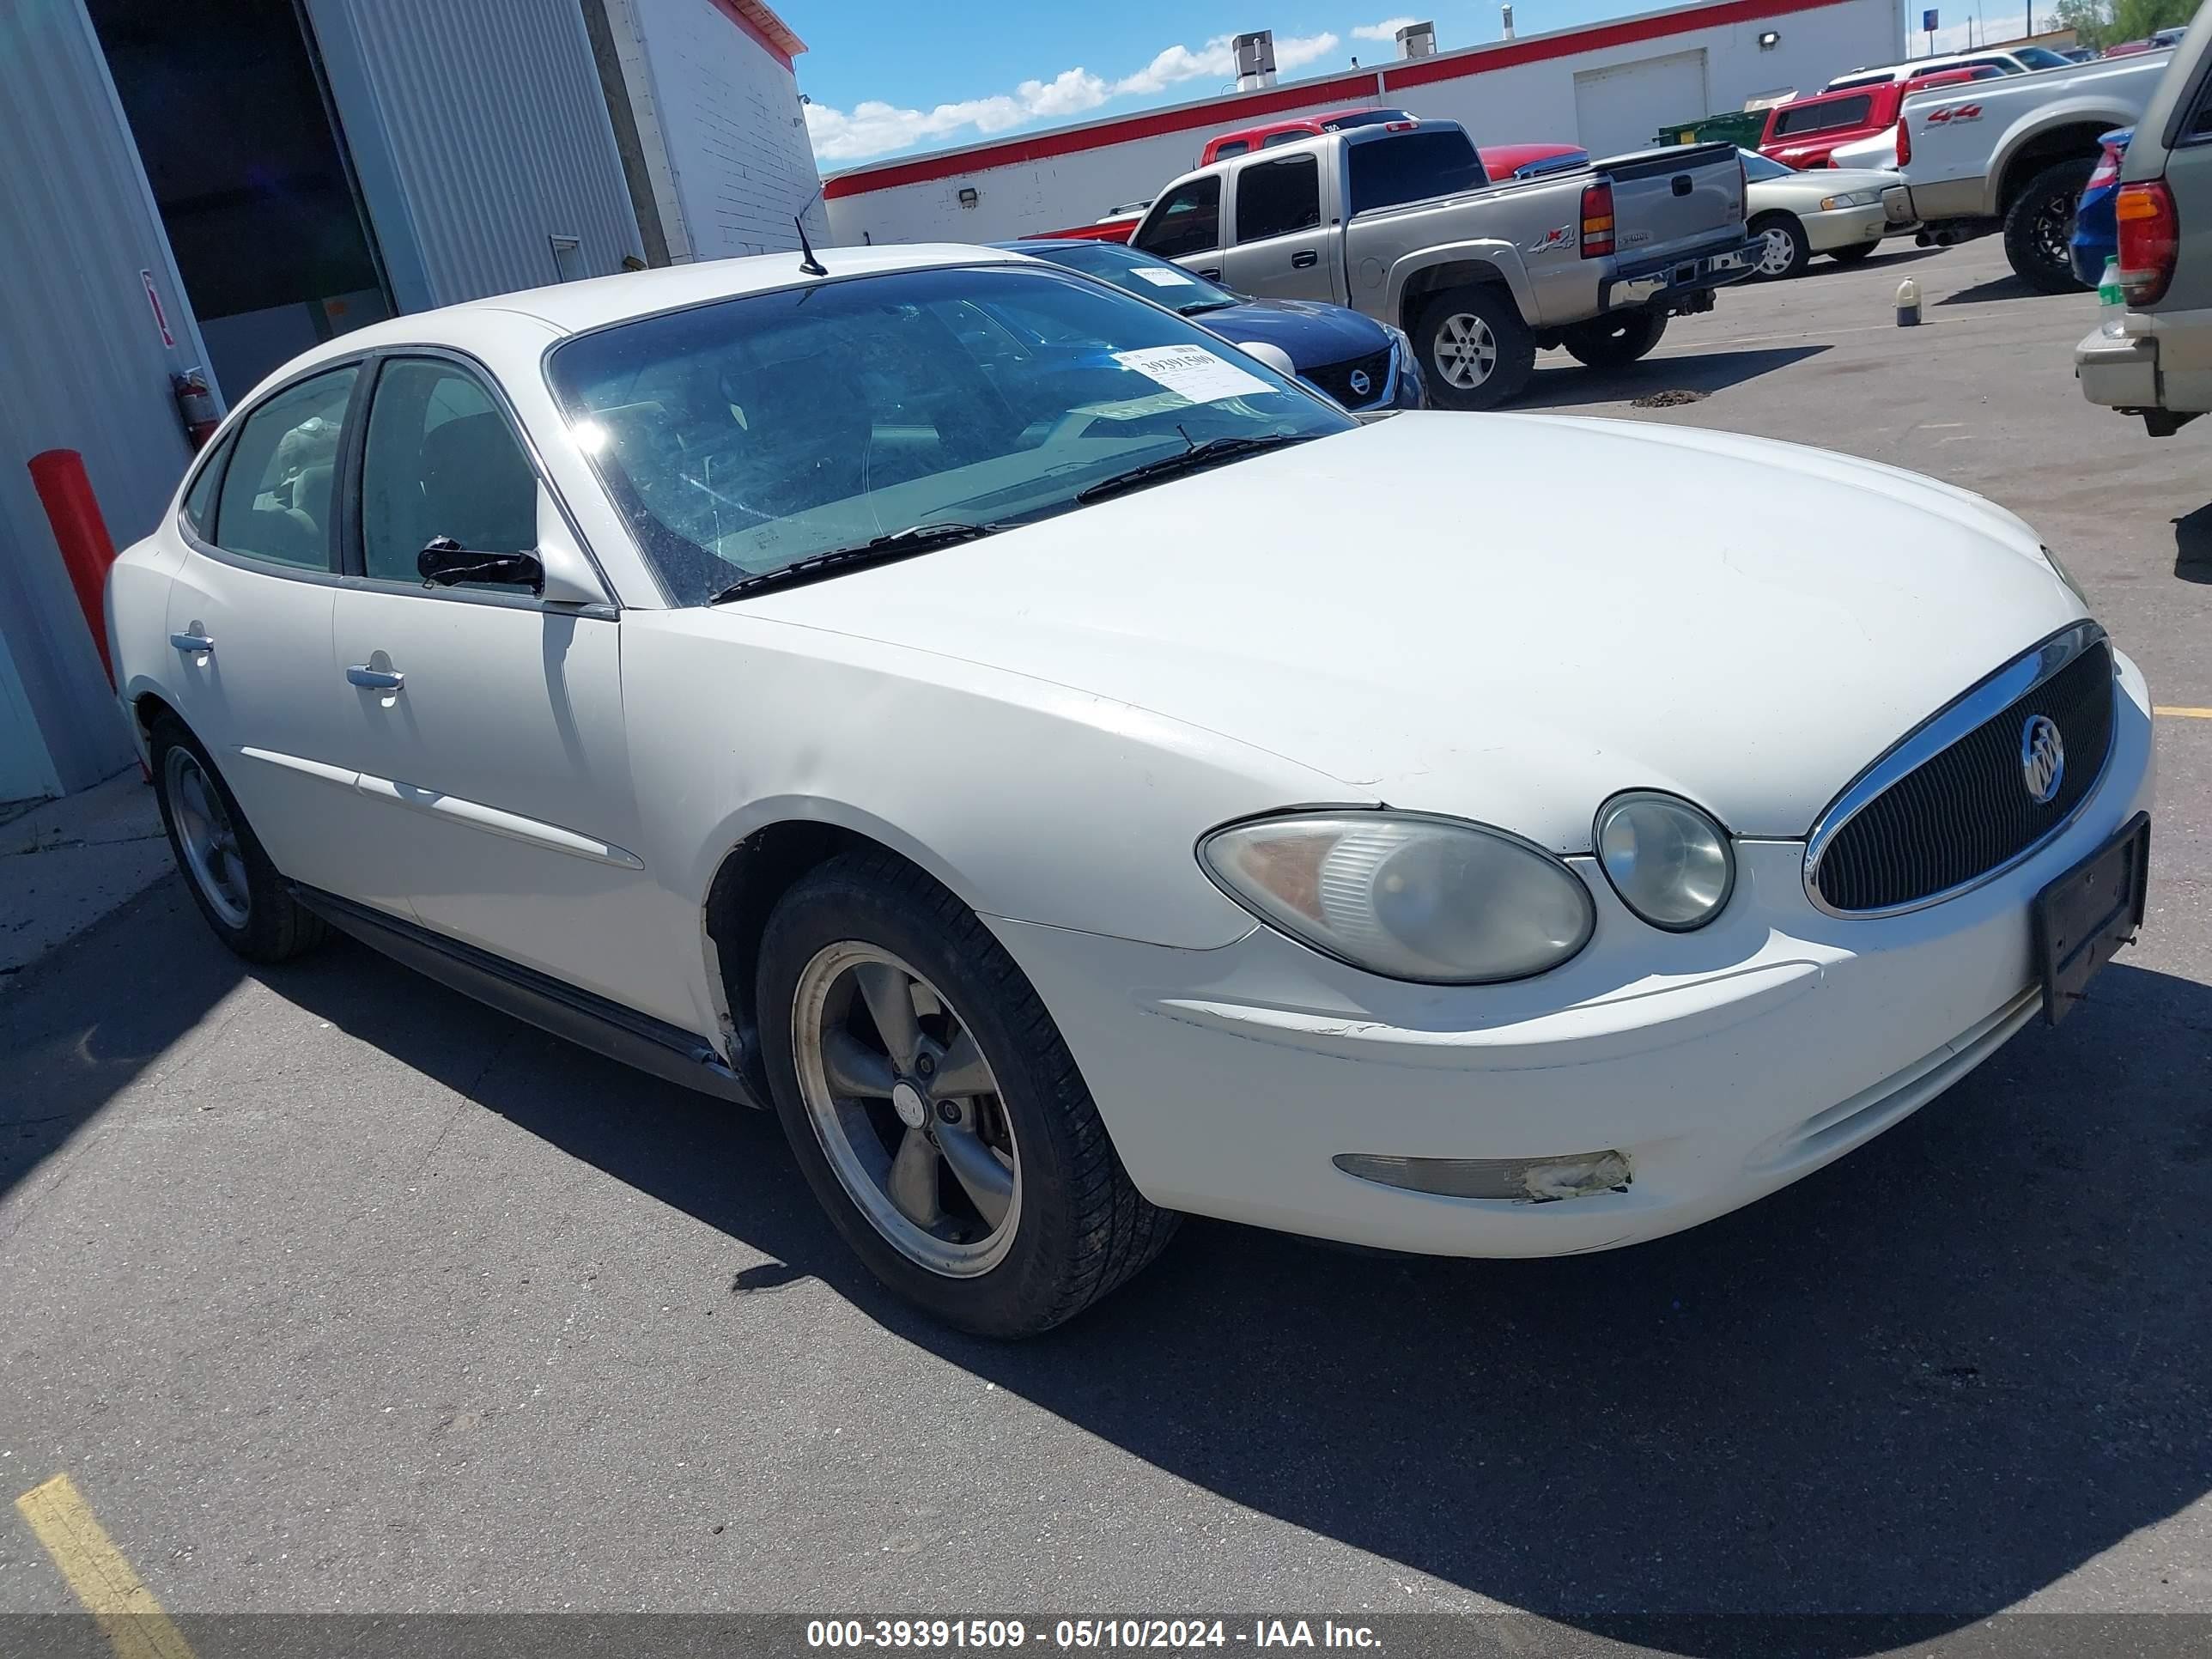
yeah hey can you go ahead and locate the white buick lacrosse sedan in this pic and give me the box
[109,245,2153,1335]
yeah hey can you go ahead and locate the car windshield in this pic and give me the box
[1016,242,1243,316]
[546,263,1353,606]
[1739,149,1795,181]
[2014,45,2073,68]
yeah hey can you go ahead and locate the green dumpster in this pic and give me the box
[1652,110,1768,149]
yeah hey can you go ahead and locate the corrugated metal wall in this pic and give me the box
[307,0,644,309]
[0,0,211,797]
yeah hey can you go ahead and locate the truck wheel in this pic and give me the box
[1749,212,1809,280]
[1560,310,1668,369]
[2003,158,2095,294]
[1415,286,1536,410]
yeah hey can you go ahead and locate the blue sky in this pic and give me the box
[779,0,1723,165]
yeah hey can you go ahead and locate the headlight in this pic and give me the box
[1198,811,1594,983]
[1819,191,1872,210]
[1593,792,1735,932]
[2040,544,2091,609]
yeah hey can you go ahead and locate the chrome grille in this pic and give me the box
[1808,627,2115,915]
[1304,348,1393,409]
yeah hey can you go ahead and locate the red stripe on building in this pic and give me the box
[823,0,1858,201]
[1385,0,1855,87]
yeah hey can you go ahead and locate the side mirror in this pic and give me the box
[418,537,544,592]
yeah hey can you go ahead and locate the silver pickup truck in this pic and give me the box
[1127,122,1756,409]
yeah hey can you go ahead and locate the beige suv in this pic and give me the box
[2076,9,2212,435]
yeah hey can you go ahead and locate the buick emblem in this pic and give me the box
[1347,368,1371,398]
[2021,714,2064,805]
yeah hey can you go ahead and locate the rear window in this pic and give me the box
[1347,130,1486,214]
[1236,155,1322,241]
[1772,94,1873,137]
[1826,72,1893,90]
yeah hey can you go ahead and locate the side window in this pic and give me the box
[1212,139,1250,160]
[179,434,232,540]
[360,359,538,585]
[1236,155,1322,242]
[1260,129,1308,149]
[213,367,358,570]
[1134,177,1223,259]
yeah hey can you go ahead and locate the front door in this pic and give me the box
[322,355,675,1019]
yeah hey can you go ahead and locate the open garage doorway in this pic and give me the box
[85,0,393,400]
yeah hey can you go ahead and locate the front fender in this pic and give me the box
[1383,242,1540,331]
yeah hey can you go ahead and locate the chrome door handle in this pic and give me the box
[345,665,404,690]
[169,632,215,653]
[1291,251,1318,268]
[1197,268,1223,280]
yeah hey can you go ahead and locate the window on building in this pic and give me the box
[213,367,358,570]
[1236,155,1322,241]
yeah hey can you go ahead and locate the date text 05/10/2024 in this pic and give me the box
[805,1619,1382,1650]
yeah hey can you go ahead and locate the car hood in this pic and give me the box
[1755,166,1898,204]
[1196,297,1389,368]
[741,414,2084,849]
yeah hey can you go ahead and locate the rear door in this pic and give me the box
[1216,151,1344,302]
[164,363,365,901]
[2142,26,2212,404]
[1600,144,1746,264]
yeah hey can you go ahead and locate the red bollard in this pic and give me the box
[27,449,118,689]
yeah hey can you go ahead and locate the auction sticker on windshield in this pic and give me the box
[1111,343,1272,403]
[1133,267,1197,286]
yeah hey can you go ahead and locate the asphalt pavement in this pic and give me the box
[3,234,2209,1655]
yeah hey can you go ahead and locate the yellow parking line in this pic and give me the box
[13,1474,196,1659]
[2155,706,2212,719]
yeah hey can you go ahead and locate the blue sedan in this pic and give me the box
[2070,127,2132,289]
[1002,239,1426,412]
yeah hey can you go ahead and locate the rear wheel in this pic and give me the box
[1749,212,1809,280]
[1414,285,1536,410]
[1559,309,1668,369]
[2003,158,2096,294]
[148,714,325,963]
[1827,240,1879,264]
[758,848,1176,1336]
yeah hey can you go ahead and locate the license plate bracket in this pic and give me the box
[2032,811,2149,1025]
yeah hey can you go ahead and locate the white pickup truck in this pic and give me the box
[1889,49,2174,290]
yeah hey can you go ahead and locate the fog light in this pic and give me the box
[1333,1149,1631,1202]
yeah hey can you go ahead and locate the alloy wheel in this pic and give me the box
[164,747,251,929]
[1432,313,1498,389]
[791,942,1021,1276]
[1756,226,1798,276]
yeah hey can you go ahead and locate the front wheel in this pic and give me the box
[757,848,1177,1337]
[2003,158,2095,294]
[1559,309,1668,369]
[1749,212,1809,280]
[1414,285,1536,410]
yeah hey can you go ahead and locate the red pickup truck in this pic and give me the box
[1759,67,1997,167]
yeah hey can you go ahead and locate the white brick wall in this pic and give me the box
[620,0,825,261]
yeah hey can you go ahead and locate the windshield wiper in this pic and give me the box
[707,520,1007,605]
[1075,434,1316,505]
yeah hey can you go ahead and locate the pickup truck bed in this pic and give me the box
[1128,124,1753,409]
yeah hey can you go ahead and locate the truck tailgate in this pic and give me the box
[1598,143,1744,262]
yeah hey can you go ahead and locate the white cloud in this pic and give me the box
[1352,16,1421,42]
[810,27,1346,163]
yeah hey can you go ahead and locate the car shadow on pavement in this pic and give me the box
[2171,503,2212,582]
[1520,344,1829,411]
[1936,271,2047,307]
[257,934,2212,1650]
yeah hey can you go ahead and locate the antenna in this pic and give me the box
[795,216,827,277]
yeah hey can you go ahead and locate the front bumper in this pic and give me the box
[1599,237,1759,313]
[1801,200,1891,253]
[991,653,2154,1258]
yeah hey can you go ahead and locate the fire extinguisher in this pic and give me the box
[172,368,220,450]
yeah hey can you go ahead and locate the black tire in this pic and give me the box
[1413,284,1536,410]
[757,848,1177,1337]
[146,714,326,963]
[1827,240,1879,264]
[1559,309,1669,369]
[2003,158,2096,294]
[1748,212,1810,281]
